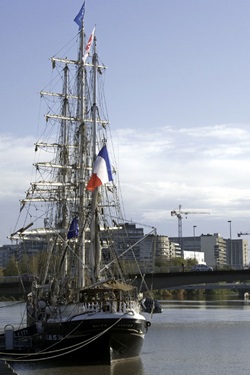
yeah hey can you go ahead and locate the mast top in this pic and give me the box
[74,2,85,31]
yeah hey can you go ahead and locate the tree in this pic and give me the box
[4,256,19,276]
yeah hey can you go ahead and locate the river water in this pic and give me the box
[1,297,250,375]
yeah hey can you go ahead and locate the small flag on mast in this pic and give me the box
[83,27,96,63]
[74,2,85,30]
[67,217,79,239]
[87,145,113,191]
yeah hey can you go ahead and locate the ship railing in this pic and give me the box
[81,300,138,314]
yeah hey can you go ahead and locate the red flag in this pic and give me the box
[83,27,95,63]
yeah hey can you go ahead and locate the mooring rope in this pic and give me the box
[1,311,137,362]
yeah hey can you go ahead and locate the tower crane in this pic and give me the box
[171,204,210,242]
[237,232,250,237]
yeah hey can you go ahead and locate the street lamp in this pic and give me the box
[193,225,197,257]
[228,220,232,267]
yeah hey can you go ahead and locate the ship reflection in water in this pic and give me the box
[12,357,144,375]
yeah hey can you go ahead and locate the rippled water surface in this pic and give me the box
[2,298,250,375]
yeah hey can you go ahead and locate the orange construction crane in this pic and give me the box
[171,204,210,242]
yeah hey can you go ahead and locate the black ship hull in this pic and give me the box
[0,315,148,364]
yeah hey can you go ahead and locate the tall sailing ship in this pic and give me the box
[0,3,151,364]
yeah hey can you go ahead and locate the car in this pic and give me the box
[192,264,213,272]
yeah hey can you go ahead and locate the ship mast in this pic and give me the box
[77,21,87,290]
[10,10,103,291]
[89,36,101,284]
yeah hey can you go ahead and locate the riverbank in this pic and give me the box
[0,282,242,302]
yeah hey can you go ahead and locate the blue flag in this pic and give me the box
[74,2,85,30]
[67,217,79,239]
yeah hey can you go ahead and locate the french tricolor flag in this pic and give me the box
[83,27,95,63]
[87,145,113,191]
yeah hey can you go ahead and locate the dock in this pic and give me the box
[0,360,18,375]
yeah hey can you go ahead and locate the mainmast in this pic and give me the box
[10,4,107,291]
[89,36,101,284]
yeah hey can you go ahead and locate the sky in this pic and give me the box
[1,0,250,245]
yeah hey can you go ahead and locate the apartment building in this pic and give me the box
[0,226,248,271]
[226,238,248,268]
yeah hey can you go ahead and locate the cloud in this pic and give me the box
[111,123,250,232]
[0,135,35,199]
[1,122,250,244]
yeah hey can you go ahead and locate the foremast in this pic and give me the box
[10,11,113,302]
